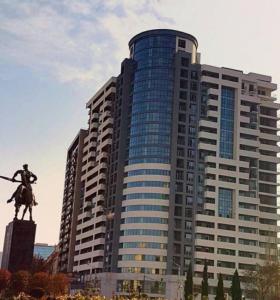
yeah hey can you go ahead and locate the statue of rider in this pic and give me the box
[7,164,38,206]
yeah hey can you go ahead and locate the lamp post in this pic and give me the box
[173,261,183,300]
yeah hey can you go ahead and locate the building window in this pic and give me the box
[123,193,169,200]
[239,251,256,258]
[239,263,256,271]
[220,87,235,159]
[239,238,257,246]
[239,214,257,222]
[191,71,198,80]
[120,242,167,249]
[180,69,188,78]
[187,161,194,170]
[178,39,186,48]
[191,81,197,90]
[187,149,195,158]
[180,79,188,89]
[217,235,235,243]
[122,217,168,224]
[120,229,168,237]
[186,185,193,193]
[181,57,189,67]
[217,248,235,256]
[124,181,169,188]
[217,260,235,269]
[186,172,194,182]
[186,196,193,205]
[218,188,233,218]
[180,91,188,99]
[176,170,184,180]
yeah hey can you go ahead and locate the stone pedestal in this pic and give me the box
[1,219,36,272]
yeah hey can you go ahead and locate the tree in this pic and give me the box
[243,261,280,300]
[184,263,193,300]
[215,274,225,300]
[230,270,242,300]
[29,255,48,274]
[9,270,30,295]
[0,269,11,294]
[48,273,69,296]
[201,261,208,300]
[30,272,50,291]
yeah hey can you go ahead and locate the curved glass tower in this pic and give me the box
[128,33,175,165]
[117,29,199,296]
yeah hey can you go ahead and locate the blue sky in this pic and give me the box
[1,0,280,249]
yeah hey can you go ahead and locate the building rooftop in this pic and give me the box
[128,29,198,48]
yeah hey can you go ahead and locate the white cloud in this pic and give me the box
[0,0,174,88]
[1,0,279,95]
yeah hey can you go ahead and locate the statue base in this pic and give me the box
[1,219,36,272]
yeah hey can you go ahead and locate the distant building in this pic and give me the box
[34,243,55,259]
[57,129,87,273]
[46,245,59,274]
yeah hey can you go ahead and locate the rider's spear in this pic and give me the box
[0,176,21,183]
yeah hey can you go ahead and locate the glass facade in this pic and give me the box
[123,193,169,200]
[122,205,169,212]
[34,244,54,259]
[121,217,168,224]
[220,87,235,159]
[218,188,233,218]
[128,34,175,164]
[120,242,167,249]
[120,254,166,262]
[126,169,170,176]
[125,181,169,188]
[120,32,200,280]
[121,229,168,237]
[119,268,166,275]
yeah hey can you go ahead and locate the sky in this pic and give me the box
[0,0,280,250]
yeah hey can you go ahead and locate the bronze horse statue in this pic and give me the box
[1,164,38,221]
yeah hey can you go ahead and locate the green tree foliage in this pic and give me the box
[0,269,11,293]
[230,269,242,300]
[201,261,208,299]
[215,274,225,300]
[10,270,30,295]
[184,263,193,300]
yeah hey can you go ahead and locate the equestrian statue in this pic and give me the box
[1,164,38,221]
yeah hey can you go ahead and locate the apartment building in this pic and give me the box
[58,29,279,299]
[58,129,87,273]
[193,66,279,296]
[73,78,116,276]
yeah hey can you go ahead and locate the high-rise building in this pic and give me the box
[58,29,279,299]
[58,129,87,273]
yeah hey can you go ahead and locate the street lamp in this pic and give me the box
[173,260,183,300]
